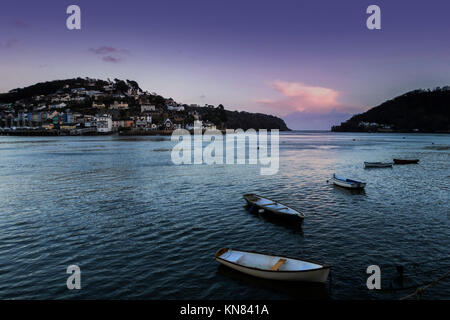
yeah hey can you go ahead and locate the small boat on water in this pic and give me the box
[393,159,419,164]
[332,174,366,189]
[215,248,331,283]
[243,194,305,221]
[364,161,393,168]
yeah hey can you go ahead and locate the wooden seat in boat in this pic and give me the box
[271,258,286,271]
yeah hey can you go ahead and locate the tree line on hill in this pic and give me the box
[332,87,450,133]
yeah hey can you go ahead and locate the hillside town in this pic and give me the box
[0,78,223,135]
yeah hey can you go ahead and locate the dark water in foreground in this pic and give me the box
[0,132,448,299]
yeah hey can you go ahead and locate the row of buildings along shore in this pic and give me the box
[0,80,219,135]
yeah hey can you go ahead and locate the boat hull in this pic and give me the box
[332,178,366,189]
[243,194,304,221]
[393,159,419,164]
[262,209,304,222]
[215,258,330,283]
[364,162,393,168]
[244,199,303,222]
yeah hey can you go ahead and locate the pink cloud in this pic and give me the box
[255,98,276,104]
[255,80,355,116]
[271,80,340,112]
[272,80,339,108]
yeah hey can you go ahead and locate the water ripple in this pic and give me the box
[0,133,448,299]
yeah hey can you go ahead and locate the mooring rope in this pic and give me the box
[399,270,450,300]
[368,255,450,294]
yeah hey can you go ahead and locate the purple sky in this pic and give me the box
[1,0,449,129]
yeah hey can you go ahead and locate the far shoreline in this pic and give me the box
[2,129,450,138]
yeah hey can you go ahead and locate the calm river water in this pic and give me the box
[0,132,448,299]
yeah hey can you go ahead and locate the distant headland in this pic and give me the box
[0,78,289,136]
[332,87,450,133]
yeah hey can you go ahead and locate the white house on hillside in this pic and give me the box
[110,101,129,110]
[167,105,184,112]
[141,104,156,112]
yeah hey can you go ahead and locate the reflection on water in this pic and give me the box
[331,184,367,196]
[0,132,448,299]
[216,265,330,300]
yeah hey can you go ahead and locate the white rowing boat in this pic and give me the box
[332,174,366,189]
[215,248,331,283]
[364,161,393,168]
[243,194,305,221]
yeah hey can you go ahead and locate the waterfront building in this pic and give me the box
[31,113,42,123]
[96,114,113,133]
[52,115,61,124]
[60,123,78,130]
[42,123,54,130]
[163,118,174,130]
[133,116,152,129]
[84,115,97,128]
[112,120,133,129]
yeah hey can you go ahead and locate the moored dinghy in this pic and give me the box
[332,174,366,189]
[364,161,393,168]
[243,194,305,221]
[215,248,331,283]
[393,158,419,164]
